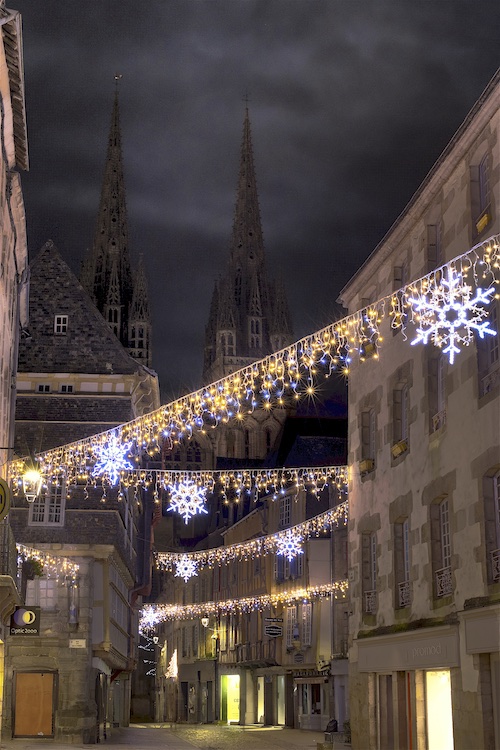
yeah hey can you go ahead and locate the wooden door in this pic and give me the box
[14,671,55,737]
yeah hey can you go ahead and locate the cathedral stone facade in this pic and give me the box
[203,106,293,385]
[81,86,153,369]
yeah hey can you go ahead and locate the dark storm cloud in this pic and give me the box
[14,0,500,400]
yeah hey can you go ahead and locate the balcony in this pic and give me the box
[364,590,376,614]
[491,549,500,582]
[435,566,452,597]
[432,409,447,433]
[481,365,500,396]
[233,639,277,667]
[397,580,411,608]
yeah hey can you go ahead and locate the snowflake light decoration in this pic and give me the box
[166,480,208,523]
[275,529,304,561]
[92,433,134,485]
[175,555,198,582]
[409,267,496,364]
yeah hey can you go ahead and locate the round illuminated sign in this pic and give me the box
[0,477,11,521]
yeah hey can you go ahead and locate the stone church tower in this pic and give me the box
[203,106,293,383]
[81,83,153,368]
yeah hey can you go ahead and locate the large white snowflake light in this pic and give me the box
[166,480,208,524]
[92,432,134,485]
[174,555,198,582]
[275,529,304,561]
[409,267,496,364]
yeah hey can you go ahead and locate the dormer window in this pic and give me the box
[54,315,68,335]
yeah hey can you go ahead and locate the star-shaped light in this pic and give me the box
[166,480,208,523]
[174,555,198,582]
[409,268,496,364]
[92,432,134,485]
[275,529,304,561]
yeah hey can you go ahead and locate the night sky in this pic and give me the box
[15,1,500,401]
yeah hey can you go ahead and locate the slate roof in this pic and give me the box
[19,241,143,375]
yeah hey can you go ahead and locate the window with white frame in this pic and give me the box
[361,532,377,613]
[394,519,411,608]
[361,409,376,464]
[431,497,453,598]
[285,605,298,648]
[279,494,291,528]
[483,471,500,583]
[25,577,57,609]
[54,314,68,335]
[29,478,65,525]
[301,602,312,647]
[476,300,500,396]
[393,384,409,446]
[428,352,446,431]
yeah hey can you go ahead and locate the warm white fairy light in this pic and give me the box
[139,581,348,631]
[16,543,80,580]
[155,503,348,572]
[9,235,499,485]
[166,479,208,523]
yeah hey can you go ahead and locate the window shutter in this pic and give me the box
[427,225,438,268]
[470,165,480,222]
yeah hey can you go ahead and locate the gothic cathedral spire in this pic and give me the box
[81,81,152,368]
[203,106,293,383]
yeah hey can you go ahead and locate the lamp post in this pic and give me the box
[22,468,43,504]
[201,617,219,722]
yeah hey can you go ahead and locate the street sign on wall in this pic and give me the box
[264,625,283,638]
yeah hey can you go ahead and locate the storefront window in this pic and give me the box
[426,670,454,750]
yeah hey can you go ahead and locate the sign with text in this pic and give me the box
[10,606,40,636]
[264,624,283,638]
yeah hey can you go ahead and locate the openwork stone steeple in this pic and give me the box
[81,81,152,368]
[203,106,293,383]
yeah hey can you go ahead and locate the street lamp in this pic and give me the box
[201,617,219,722]
[22,468,43,504]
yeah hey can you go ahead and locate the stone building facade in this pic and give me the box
[5,237,159,741]
[338,68,500,750]
[0,0,27,734]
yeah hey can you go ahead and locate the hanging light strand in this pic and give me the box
[9,234,498,484]
[155,502,348,572]
[16,543,80,580]
[139,580,348,632]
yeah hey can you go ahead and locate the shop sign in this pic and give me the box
[264,624,283,637]
[264,617,283,622]
[10,606,40,636]
[0,477,11,522]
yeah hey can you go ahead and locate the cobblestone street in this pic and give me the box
[1,723,347,750]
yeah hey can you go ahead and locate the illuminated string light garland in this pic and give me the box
[10,465,348,509]
[9,235,499,485]
[139,581,348,633]
[155,504,348,575]
[16,543,80,580]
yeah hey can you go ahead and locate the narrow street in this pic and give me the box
[0,723,345,750]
